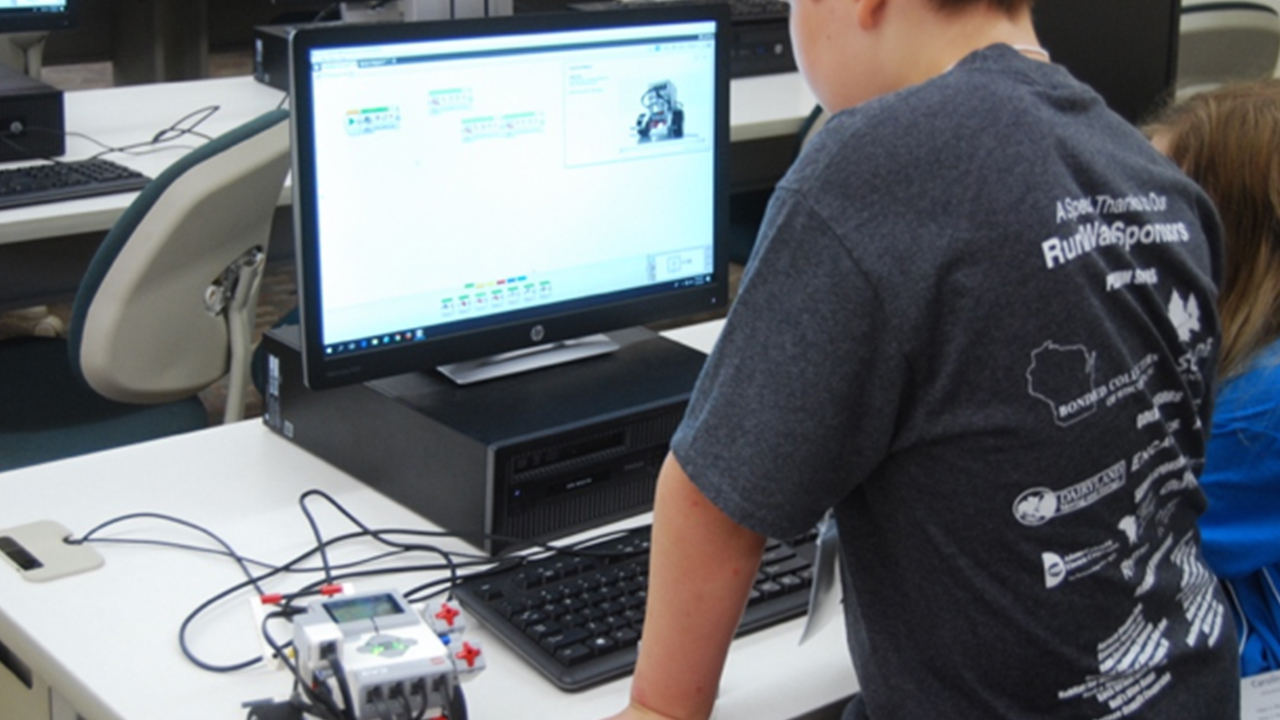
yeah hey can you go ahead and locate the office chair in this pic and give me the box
[0,108,291,473]
[1178,2,1280,100]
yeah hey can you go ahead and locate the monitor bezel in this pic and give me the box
[289,6,732,390]
[0,0,75,33]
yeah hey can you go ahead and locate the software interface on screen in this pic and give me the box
[305,20,719,357]
[0,1,66,10]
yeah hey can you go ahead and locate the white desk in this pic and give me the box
[728,72,819,143]
[0,323,857,720]
[0,73,815,247]
[0,77,290,246]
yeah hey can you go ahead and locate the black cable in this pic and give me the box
[300,492,337,585]
[0,131,35,158]
[71,511,267,596]
[76,532,426,576]
[299,488,646,566]
[283,556,496,605]
[87,105,223,160]
[305,487,653,562]
[72,535,282,571]
[449,683,468,720]
[261,609,347,720]
[0,103,226,168]
[410,679,429,720]
[313,2,341,21]
[394,688,414,720]
[69,490,650,675]
[389,682,427,720]
[169,529,394,671]
[371,685,395,720]
[298,490,469,595]
[400,525,650,602]
[177,535,489,671]
[401,555,524,603]
[0,125,202,166]
[327,652,359,720]
[181,575,276,672]
[151,105,220,143]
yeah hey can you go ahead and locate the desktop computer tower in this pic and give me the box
[0,65,64,162]
[253,24,299,93]
[259,326,705,554]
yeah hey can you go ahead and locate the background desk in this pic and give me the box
[0,322,857,720]
[0,77,289,247]
[0,73,816,311]
[0,76,290,313]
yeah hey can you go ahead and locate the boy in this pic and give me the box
[603,0,1241,718]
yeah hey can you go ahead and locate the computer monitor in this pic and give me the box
[289,6,730,390]
[1032,0,1179,125]
[0,0,75,33]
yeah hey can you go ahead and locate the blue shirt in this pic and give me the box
[1201,338,1280,676]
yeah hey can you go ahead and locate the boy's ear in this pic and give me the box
[854,0,889,30]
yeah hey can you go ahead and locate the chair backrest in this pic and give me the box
[68,108,291,404]
[797,104,828,152]
[1178,2,1280,99]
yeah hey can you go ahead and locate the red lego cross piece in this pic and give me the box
[455,641,482,668]
[434,602,462,628]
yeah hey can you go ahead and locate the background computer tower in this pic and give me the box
[0,66,64,161]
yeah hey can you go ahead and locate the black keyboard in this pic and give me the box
[0,158,151,211]
[452,524,816,691]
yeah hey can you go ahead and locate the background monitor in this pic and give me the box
[0,0,75,34]
[1032,0,1180,125]
[290,6,731,390]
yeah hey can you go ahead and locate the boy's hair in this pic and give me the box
[1147,80,1280,379]
[930,0,1035,13]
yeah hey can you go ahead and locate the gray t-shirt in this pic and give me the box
[672,46,1239,718]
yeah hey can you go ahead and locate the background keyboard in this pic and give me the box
[0,157,151,211]
[452,524,816,690]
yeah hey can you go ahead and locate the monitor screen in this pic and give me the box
[0,0,75,33]
[290,6,730,390]
[1032,0,1179,125]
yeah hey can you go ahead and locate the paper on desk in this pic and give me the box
[1243,668,1280,720]
[800,510,842,645]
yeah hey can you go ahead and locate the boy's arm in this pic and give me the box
[603,452,767,720]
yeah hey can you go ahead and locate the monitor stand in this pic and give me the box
[436,333,620,386]
[0,32,47,78]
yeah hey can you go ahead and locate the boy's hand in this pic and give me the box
[600,702,684,720]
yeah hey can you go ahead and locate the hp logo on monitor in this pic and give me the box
[530,325,545,342]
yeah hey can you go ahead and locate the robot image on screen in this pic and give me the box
[635,80,684,142]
